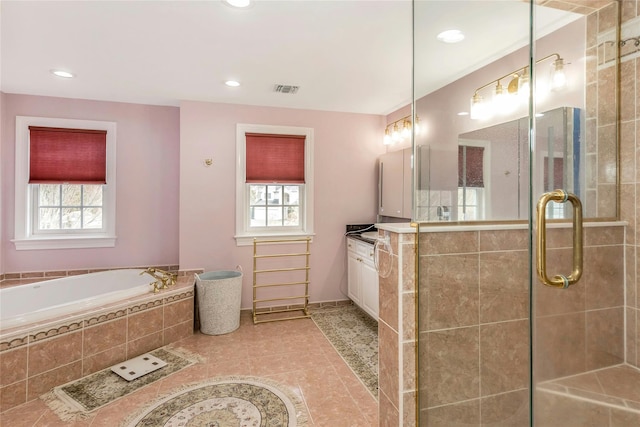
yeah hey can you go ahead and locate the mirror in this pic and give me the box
[455,107,584,221]
[412,1,617,223]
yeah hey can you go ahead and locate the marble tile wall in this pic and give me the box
[617,0,640,371]
[378,231,417,427]
[416,224,625,426]
[0,278,195,413]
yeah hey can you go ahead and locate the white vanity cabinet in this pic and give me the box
[347,237,379,320]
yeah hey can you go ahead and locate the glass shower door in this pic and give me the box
[529,1,635,426]
[413,0,629,425]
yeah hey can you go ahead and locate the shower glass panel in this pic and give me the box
[413,0,625,426]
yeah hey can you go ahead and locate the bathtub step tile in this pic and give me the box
[26,361,82,402]
[83,318,127,357]
[0,346,28,386]
[128,307,163,341]
[0,380,27,414]
[27,331,83,377]
[163,320,194,346]
[82,344,127,377]
[127,332,163,360]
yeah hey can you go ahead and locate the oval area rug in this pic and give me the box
[124,376,308,427]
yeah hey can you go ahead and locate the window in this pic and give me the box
[458,142,489,221]
[14,116,116,250]
[235,124,314,245]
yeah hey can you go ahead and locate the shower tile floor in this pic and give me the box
[0,310,379,426]
[538,364,640,413]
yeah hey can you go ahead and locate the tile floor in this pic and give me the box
[0,311,379,426]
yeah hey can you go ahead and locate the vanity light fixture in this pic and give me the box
[383,115,420,145]
[50,69,74,78]
[469,53,566,120]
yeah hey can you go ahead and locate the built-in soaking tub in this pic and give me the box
[1,269,155,329]
[0,267,197,413]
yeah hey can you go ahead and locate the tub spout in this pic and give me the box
[140,267,177,292]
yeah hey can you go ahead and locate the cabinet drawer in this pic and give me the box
[356,241,374,261]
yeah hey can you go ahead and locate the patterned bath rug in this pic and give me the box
[41,346,199,421]
[122,376,309,427]
[311,304,378,398]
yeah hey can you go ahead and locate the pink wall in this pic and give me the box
[1,93,180,272]
[179,101,385,307]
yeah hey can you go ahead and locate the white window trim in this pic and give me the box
[235,123,314,246]
[13,116,117,250]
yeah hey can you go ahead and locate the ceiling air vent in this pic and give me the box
[273,84,299,94]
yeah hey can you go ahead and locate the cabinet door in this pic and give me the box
[379,150,404,217]
[347,251,362,305]
[361,260,379,319]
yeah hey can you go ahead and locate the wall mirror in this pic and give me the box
[411,1,617,223]
[457,106,584,221]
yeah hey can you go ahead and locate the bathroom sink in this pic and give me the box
[361,231,380,240]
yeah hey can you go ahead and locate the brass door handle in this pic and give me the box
[536,190,583,288]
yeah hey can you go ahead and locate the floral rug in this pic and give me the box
[311,305,378,398]
[123,376,308,427]
[41,347,198,421]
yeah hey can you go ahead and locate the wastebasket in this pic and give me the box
[195,270,242,335]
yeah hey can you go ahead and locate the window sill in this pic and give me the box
[12,235,117,250]
[235,232,314,247]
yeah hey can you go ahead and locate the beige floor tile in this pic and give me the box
[0,315,378,426]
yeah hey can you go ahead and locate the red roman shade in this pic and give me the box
[29,126,107,184]
[458,145,485,188]
[245,133,305,183]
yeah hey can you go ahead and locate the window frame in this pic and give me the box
[457,139,491,221]
[13,116,117,250]
[235,124,314,246]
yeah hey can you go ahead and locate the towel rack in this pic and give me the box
[252,237,311,324]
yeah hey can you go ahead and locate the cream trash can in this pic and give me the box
[195,270,242,335]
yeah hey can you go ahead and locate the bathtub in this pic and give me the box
[0,269,156,329]
[0,268,196,413]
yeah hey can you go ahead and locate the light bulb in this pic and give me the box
[402,119,411,138]
[518,72,530,101]
[493,81,509,113]
[392,123,400,141]
[470,93,489,120]
[383,128,391,145]
[551,58,566,89]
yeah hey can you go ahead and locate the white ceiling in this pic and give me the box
[0,1,581,115]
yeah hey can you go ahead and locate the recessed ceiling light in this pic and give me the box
[50,69,74,78]
[223,0,251,8]
[458,111,469,116]
[225,80,241,87]
[437,29,465,44]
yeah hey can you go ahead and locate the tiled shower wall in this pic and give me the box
[416,225,625,425]
[618,0,640,370]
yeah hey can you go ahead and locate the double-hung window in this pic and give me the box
[457,143,488,221]
[235,124,314,246]
[13,117,116,250]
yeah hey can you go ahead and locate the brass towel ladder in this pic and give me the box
[252,237,311,324]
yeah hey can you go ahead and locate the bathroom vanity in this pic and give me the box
[346,236,379,320]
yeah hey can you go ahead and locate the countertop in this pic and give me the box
[345,232,376,245]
